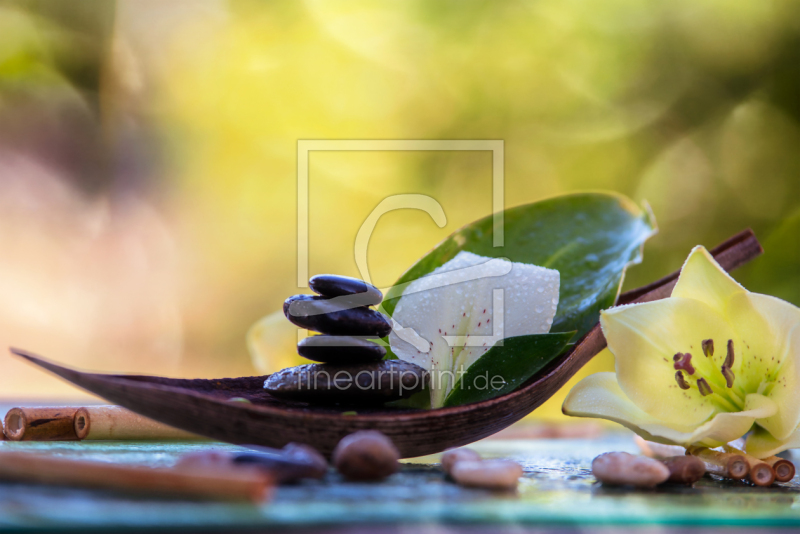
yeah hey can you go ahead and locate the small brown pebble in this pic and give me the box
[450,459,523,490]
[441,448,482,476]
[281,443,329,479]
[661,455,706,485]
[333,431,399,481]
[592,452,670,488]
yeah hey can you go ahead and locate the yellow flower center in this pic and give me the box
[673,338,745,412]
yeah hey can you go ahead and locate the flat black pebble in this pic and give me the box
[298,335,386,364]
[309,274,382,306]
[284,294,392,337]
[232,444,327,481]
[264,360,428,405]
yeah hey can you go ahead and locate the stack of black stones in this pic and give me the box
[263,275,428,406]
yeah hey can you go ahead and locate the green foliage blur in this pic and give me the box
[0,0,798,409]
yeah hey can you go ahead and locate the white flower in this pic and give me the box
[563,246,800,458]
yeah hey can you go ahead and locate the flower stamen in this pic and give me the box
[724,339,735,368]
[721,366,735,388]
[719,339,736,388]
[697,378,713,396]
[675,371,690,390]
[702,339,714,358]
[673,352,695,375]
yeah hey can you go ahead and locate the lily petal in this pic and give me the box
[601,297,736,427]
[563,372,697,444]
[688,393,778,448]
[247,310,305,374]
[672,246,746,314]
[727,292,800,440]
[746,425,800,458]
[563,373,777,448]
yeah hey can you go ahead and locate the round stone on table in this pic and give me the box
[309,274,382,306]
[298,335,386,364]
[263,360,428,405]
[283,294,392,337]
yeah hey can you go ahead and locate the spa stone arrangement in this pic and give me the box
[264,274,429,405]
[9,194,798,501]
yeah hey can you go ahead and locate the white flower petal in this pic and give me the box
[687,393,777,448]
[562,372,696,445]
[727,292,800,440]
[746,425,800,458]
[671,246,747,314]
[563,373,777,448]
[247,309,304,374]
[601,297,736,427]
[389,251,560,407]
[569,245,800,454]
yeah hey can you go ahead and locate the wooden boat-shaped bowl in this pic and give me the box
[12,231,761,458]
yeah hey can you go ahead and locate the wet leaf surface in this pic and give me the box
[383,192,656,342]
[444,332,575,407]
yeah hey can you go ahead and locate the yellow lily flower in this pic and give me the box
[563,246,800,458]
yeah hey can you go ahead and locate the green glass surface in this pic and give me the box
[0,434,799,531]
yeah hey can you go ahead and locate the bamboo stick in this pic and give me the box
[724,446,776,486]
[0,451,272,502]
[3,407,79,441]
[744,458,775,486]
[764,455,795,483]
[687,446,749,479]
[74,406,204,441]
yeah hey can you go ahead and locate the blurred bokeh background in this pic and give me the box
[1,0,799,420]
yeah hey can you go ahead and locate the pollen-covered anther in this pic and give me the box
[702,339,714,358]
[675,371,690,390]
[673,352,695,375]
[724,339,735,368]
[721,365,735,388]
[697,378,713,397]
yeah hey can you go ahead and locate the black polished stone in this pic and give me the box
[264,360,428,405]
[283,294,392,337]
[309,274,382,306]
[298,335,386,364]
[232,443,327,481]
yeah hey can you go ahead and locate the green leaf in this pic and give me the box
[383,388,432,409]
[382,192,656,340]
[443,332,575,407]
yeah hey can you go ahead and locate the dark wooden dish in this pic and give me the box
[12,230,762,458]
